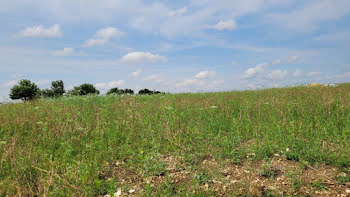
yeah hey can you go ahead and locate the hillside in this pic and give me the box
[1,84,350,196]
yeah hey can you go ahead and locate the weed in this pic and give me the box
[311,180,328,191]
[0,84,349,196]
[258,161,277,178]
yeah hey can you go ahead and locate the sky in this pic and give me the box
[1,0,350,101]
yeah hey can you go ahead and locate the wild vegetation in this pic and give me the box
[7,79,165,102]
[0,84,349,196]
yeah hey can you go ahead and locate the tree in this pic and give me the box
[67,83,100,96]
[41,89,55,98]
[9,79,40,101]
[107,88,134,95]
[138,88,152,95]
[138,89,165,95]
[51,80,65,96]
[41,80,65,98]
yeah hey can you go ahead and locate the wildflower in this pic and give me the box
[129,189,135,194]
[114,189,122,197]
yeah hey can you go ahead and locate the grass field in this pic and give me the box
[1,84,350,196]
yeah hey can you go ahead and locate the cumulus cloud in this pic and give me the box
[120,52,167,64]
[17,24,62,38]
[211,20,237,31]
[53,48,74,56]
[266,70,288,81]
[195,71,216,79]
[271,59,282,65]
[83,27,124,47]
[95,80,125,90]
[129,69,142,78]
[293,69,303,77]
[175,70,221,88]
[243,63,268,79]
[142,74,163,83]
[266,0,350,31]
[335,72,350,79]
[2,80,18,88]
[307,72,322,77]
[287,56,300,63]
[168,7,187,17]
[95,83,106,89]
[108,80,125,88]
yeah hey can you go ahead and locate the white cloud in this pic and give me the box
[307,72,322,77]
[95,80,125,90]
[175,78,197,87]
[142,74,163,83]
[95,83,106,89]
[243,63,269,79]
[83,27,124,47]
[195,71,216,79]
[267,0,350,31]
[266,70,288,81]
[335,72,350,79]
[287,56,300,63]
[169,7,187,17]
[212,20,237,31]
[17,24,62,38]
[53,48,74,56]
[293,69,303,77]
[108,80,125,88]
[129,69,142,78]
[175,70,221,88]
[2,80,18,88]
[271,59,282,65]
[120,52,167,64]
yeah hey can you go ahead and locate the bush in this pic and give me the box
[107,88,134,95]
[68,83,100,96]
[138,89,165,95]
[9,79,40,101]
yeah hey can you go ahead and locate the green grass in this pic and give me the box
[0,84,350,196]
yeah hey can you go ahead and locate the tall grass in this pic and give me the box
[0,84,349,196]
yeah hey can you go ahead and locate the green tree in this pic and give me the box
[41,89,55,98]
[67,83,100,96]
[9,79,40,101]
[51,80,65,96]
[138,89,165,95]
[107,88,134,95]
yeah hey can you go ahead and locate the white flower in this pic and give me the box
[114,189,122,197]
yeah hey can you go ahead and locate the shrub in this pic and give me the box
[138,89,165,95]
[107,88,134,95]
[68,83,100,96]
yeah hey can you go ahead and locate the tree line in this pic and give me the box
[9,79,165,102]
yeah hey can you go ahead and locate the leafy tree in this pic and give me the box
[138,89,165,95]
[9,79,40,101]
[107,88,134,95]
[41,80,65,98]
[51,80,65,96]
[67,83,100,96]
[41,89,55,98]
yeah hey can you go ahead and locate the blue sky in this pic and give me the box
[1,0,350,101]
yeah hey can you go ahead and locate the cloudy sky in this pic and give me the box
[1,0,350,101]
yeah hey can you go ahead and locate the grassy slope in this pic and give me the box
[0,84,350,196]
